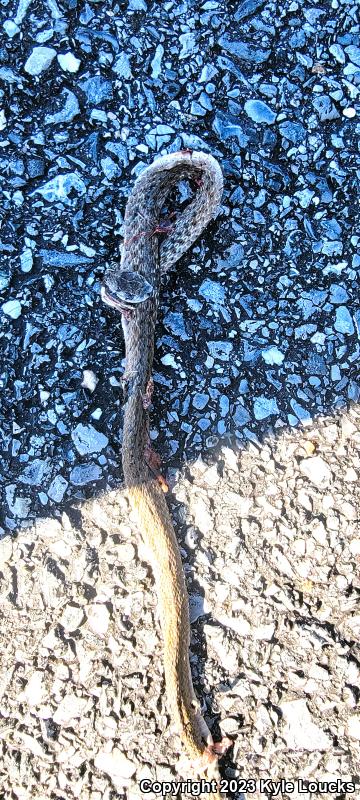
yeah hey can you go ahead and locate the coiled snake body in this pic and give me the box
[102,151,225,794]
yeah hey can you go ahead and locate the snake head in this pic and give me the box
[102,269,154,313]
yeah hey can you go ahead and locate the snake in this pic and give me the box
[101,150,226,797]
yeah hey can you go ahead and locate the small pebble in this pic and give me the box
[342,107,356,119]
[24,46,57,76]
[57,52,81,73]
[244,99,276,124]
[87,604,110,637]
[2,299,22,319]
[300,456,332,487]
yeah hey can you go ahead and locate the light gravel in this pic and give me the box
[0,410,359,799]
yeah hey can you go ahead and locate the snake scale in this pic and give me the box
[102,151,226,797]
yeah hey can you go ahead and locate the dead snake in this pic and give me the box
[102,151,226,795]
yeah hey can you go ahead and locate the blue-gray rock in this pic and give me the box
[181,133,210,151]
[352,310,360,338]
[80,75,113,104]
[208,341,233,361]
[32,173,86,204]
[57,52,81,73]
[62,391,77,407]
[19,459,50,486]
[70,464,102,485]
[254,208,266,225]
[2,299,22,319]
[143,83,157,111]
[145,124,175,150]
[191,101,207,117]
[220,242,245,267]
[233,403,251,427]
[4,20,20,37]
[296,298,315,320]
[244,99,276,124]
[179,32,197,59]
[199,64,218,83]
[301,290,327,315]
[213,111,250,148]
[113,52,132,78]
[128,0,147,9]
[334,306,354,335]
[163,311,190,340]
[345,45,360,66]
[279,121,306,145]
[105,141,129,167]
[198,91,213,111]
[315,178,332,204]
[290,30,306,48]
[290,400,312,422]
[219,395,229,417]
[92,108,110,124]
[321,218,342,239]
[82,132,99,164]
[45,89,80,124]
[262,346,284,365]
[48,475,68,502]
[253,189,267,208]
[348,381,360,402]
[27,158,45,177]
[260,157,290,185]
[72,423,108,455]
[193,393,209,410]
[253,395,279,420]
[312,95,339,121]
[76,27,119,53]
[239,379,249,394]
[295,188,315,208]
[288,414,299,427]
[6,485,31,518]
[39,249,93,266]
[24,46,57,76]
[20,249,33,273]
[198,418,210,431]
[219,36,271,63]
[189,594,205,623]
[8,157,24,176]
[259,82,277,98]
[199,279,226,305]
[217,55,250,85]
[0,265,10,291]
[101,156,120,179]
[304,353,327,375]
[330,284,349,304]
[161,352,177,369]
[57,324,82,346]
[329,44,345,63]
[235,0,266,21]
[0,66,21,83]
[321,240,343,256]
[295,324,317,340]
[151,44,164,78]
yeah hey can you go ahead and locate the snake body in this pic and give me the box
[102,151,224,792]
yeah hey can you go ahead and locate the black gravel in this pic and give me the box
[0,0,359,527]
